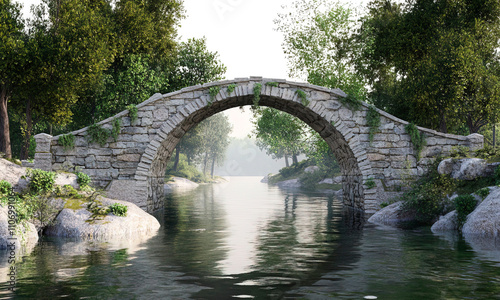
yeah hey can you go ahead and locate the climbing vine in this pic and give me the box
[405,122,426,160]
[366,105,381,144]
[296,89,309,106]
[227,84,237,94]
[111,118,122,142]
[364,177,376,189]
[59,134,75,151]
[340,94,362,110]
[253,83,262,107]
[87,124,111,146]
[266,82,279,87]
[126,104,138,124]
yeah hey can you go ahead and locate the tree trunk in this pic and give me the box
[210,156,216,178]
[20,99,33,160]
[439,109,447,133]
[284,154,289,167]
[173,145,180,171]
[292,153,298,165]
[0,85,12,159]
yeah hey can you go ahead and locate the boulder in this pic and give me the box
[0,159,28,193]
[431,210,458,233]
[261,174,272,183]
[0,206,38,252]
[277,179,301,189]
[319,178,334,185]
[45,196,160,240]
[462,187,500,237]
[54,172,79,189]
[438,158,494,180]
[164,177,199,194]
[304,166,320,173]
[367,201,416,227]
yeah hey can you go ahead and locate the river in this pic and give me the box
[3,176,500,299]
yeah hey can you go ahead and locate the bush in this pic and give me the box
[299,170,324,190]
[0,180,12,195]
[76,172,91,188]
[279,160,310,178]
[108,203,128,217]
[165,153,207,183]
[454,194,477,227]
[25,169,56,195]
[401,162,457,224]
[475,187,490,200]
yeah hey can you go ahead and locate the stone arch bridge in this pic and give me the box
[34,77,483,214]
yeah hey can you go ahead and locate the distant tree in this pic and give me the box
[252,108,306,167]
[199,114,232,178]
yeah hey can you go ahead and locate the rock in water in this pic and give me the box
[462,187,500,237]
[45,196,160,240]
[0,206,38,252]
[431,210,458,232]
[367,201,416,227]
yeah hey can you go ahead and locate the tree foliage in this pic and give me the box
[358,0,500,133]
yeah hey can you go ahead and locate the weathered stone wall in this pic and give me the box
[34,77,483,214]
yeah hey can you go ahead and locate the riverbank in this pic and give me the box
[368,157,500,244]
[0,158,160,255]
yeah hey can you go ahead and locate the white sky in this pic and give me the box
[18,0,366,138]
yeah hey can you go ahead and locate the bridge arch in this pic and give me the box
[34,77,483,214]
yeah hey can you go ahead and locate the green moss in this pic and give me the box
[64,198,88,210]
[296,89,309,106]
[226,84,237,94]
[266,82,279,87]
[208,86,220,105]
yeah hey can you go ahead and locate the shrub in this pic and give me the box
[454,194,477,227]
[227,84,237,94]
[86,193,109,221]
[87,123,111,146]
[25,169,56,195]
[278,160,310,178]
[76,172,91,188]
[126,104,138,124]
[299,170,324,190]
[108,203,128,217]
[59,134,75,151]
[475,187,490,200]
[0,180,12,195]
[111,118,122,142]
[450,145,470,158]
[401,160,457,224]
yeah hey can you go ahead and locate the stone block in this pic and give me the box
[35,133,52,153]
[34,153,52,171]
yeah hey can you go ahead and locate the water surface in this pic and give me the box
[2,176,500,299]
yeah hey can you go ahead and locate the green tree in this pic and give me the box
[358,0,500,133]
[275,0,367,99]
[199,114,232,178]
[10,0,115,159]
[0,0,25,158]
[252,108,306,167]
